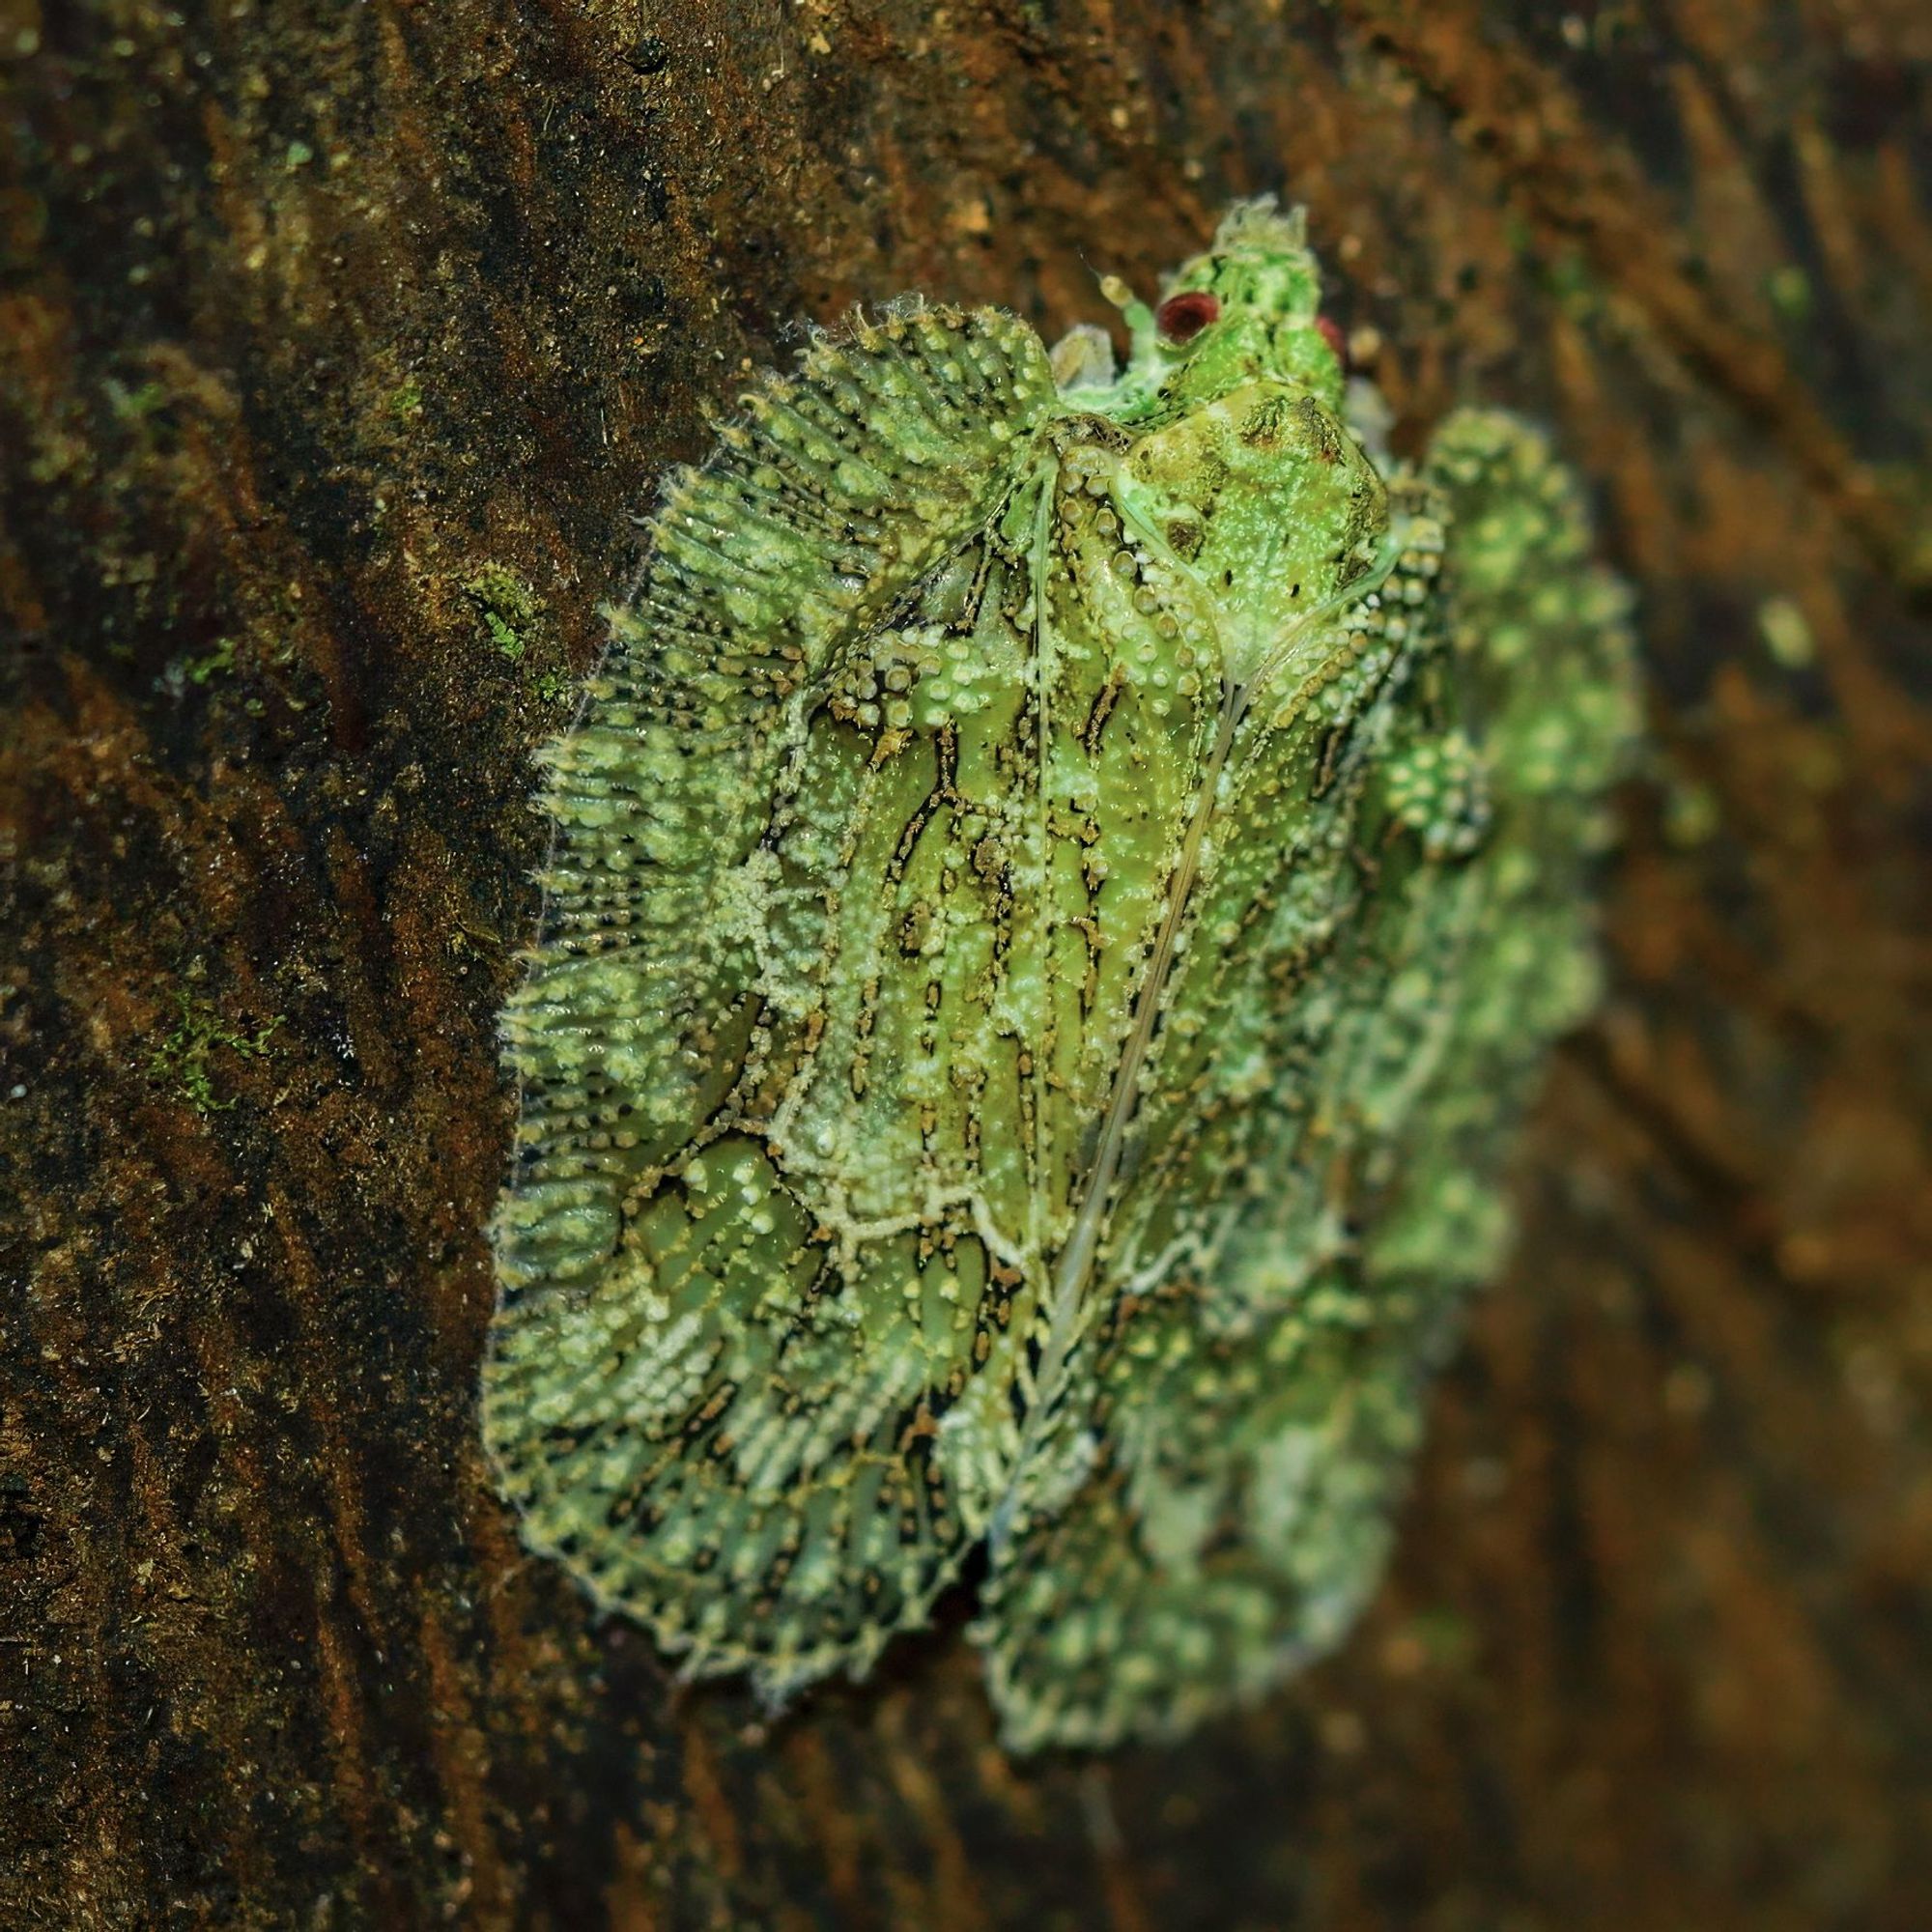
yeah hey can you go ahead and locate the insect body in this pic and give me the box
[482,200,1637,1749]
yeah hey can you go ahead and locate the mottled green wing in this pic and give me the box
[1363,412,1638,1278]
[971,497,1455,1748]
[978,413,1637,1749]
[481,307,1061,1694]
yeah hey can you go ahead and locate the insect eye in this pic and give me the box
[1316,314,1346,363]
[1154,291,1221,344]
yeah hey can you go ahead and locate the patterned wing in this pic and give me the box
[1364,411,1639,1277]
[977,417,1637,1749]
[481,307,1063,1695]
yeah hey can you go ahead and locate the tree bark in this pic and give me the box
[3,4,1929,1926]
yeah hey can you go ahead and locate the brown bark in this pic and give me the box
[3,3,1929,1926]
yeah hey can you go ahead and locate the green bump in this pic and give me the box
[480,199,1640,1750]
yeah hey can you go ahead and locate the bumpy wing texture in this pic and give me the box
[977,412,1638,1749]
[482,307,1061,1690]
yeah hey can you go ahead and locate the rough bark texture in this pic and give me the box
[3,4,1929,1927]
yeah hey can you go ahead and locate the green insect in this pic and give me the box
[482,200,1638,1750]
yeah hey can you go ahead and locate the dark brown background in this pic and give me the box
[4,3,1929,1926]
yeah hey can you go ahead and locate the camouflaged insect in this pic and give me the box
[482,200,1638,1750]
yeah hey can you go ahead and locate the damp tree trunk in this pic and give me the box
[4,5,1929,1927]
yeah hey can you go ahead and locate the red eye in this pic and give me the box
[1316,314,1346,363]
[1155,291,1221,343]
